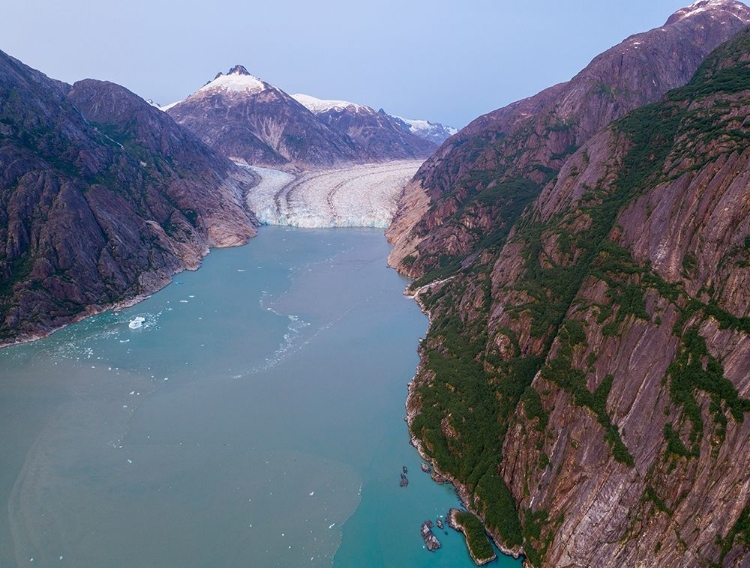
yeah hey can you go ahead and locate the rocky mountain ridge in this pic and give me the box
[292,93,437,160]
[167,66,439,169]
[387,0,750,278]
[166,65,360,169]
[0,52,256,345]
[389,114,457,145]
[388,2,750,566]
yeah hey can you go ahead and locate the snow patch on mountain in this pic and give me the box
[159,100,182,111]
[669,0,744,23]
[394,116,457,144]
[292,93,367,114]
[400,117,457,137]
[242,161,423,228]
[199,66,266,95]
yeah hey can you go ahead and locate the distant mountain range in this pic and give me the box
[164,66,454,169]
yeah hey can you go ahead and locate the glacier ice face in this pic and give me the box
[241,161,423,229]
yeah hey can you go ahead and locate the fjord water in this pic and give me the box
[0,227,520,568]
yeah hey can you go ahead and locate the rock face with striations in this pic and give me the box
[0,52,256,345]
[389,2,750,567]
[387,0,750,277]
[166,66,361,170]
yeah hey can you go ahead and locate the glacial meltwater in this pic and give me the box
[0,227,521,568]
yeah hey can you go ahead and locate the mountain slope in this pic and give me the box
[292,94,438,160]
[491,32,750,565]
[0,54,256,344]
[387,0,750,278]
[166,66,361,169]
[388,4,750,567]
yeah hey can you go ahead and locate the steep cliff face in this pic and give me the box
[292,93,438,160]
[167,66,361,170]
[0,54,256,344]
[398,14,750,568]
[387,0,750,278]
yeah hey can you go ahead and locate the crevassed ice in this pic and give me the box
[241,161,423,229]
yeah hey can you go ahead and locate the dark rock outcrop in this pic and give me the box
[0,52,256,344]
[400,472,409,487]
[420,520,441,551]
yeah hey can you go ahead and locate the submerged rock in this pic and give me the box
[400,472,409,487]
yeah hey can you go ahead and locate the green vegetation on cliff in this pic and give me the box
[453,511,496,563]
[407,28,750,566]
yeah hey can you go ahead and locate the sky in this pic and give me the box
[2,0,695,128]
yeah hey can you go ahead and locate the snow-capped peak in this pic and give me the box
[667,0,746,24]
[394,115,458,143]
[199,65,266,95]
[291,93,368,114]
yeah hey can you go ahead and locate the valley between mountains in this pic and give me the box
[2,0,750,566]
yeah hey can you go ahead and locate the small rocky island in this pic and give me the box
[400,472,409,487]
[448,508,496,565]
[421,520,441,551]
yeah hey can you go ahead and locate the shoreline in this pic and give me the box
[404,281,527,566]
[447,508,498,566]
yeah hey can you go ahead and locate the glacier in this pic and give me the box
[242,161,423,229]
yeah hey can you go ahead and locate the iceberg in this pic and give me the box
[128,316,146,330]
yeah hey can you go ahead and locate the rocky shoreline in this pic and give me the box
[404,284,526,566]
[0,259,213,350]
[447,508,498,566]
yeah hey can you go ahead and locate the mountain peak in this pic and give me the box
[666,0,750,25]
[228,64,251,76]
[199,66,266,95]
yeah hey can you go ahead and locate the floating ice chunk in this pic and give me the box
[328,523,336,529]
[180,300,188,303]
[128,317,146,330]
[309,491,314,496]
[127,459,132,464]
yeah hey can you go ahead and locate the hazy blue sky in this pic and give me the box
[4,0,692,127]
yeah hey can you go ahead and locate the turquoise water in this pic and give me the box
[0,227,521,568]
